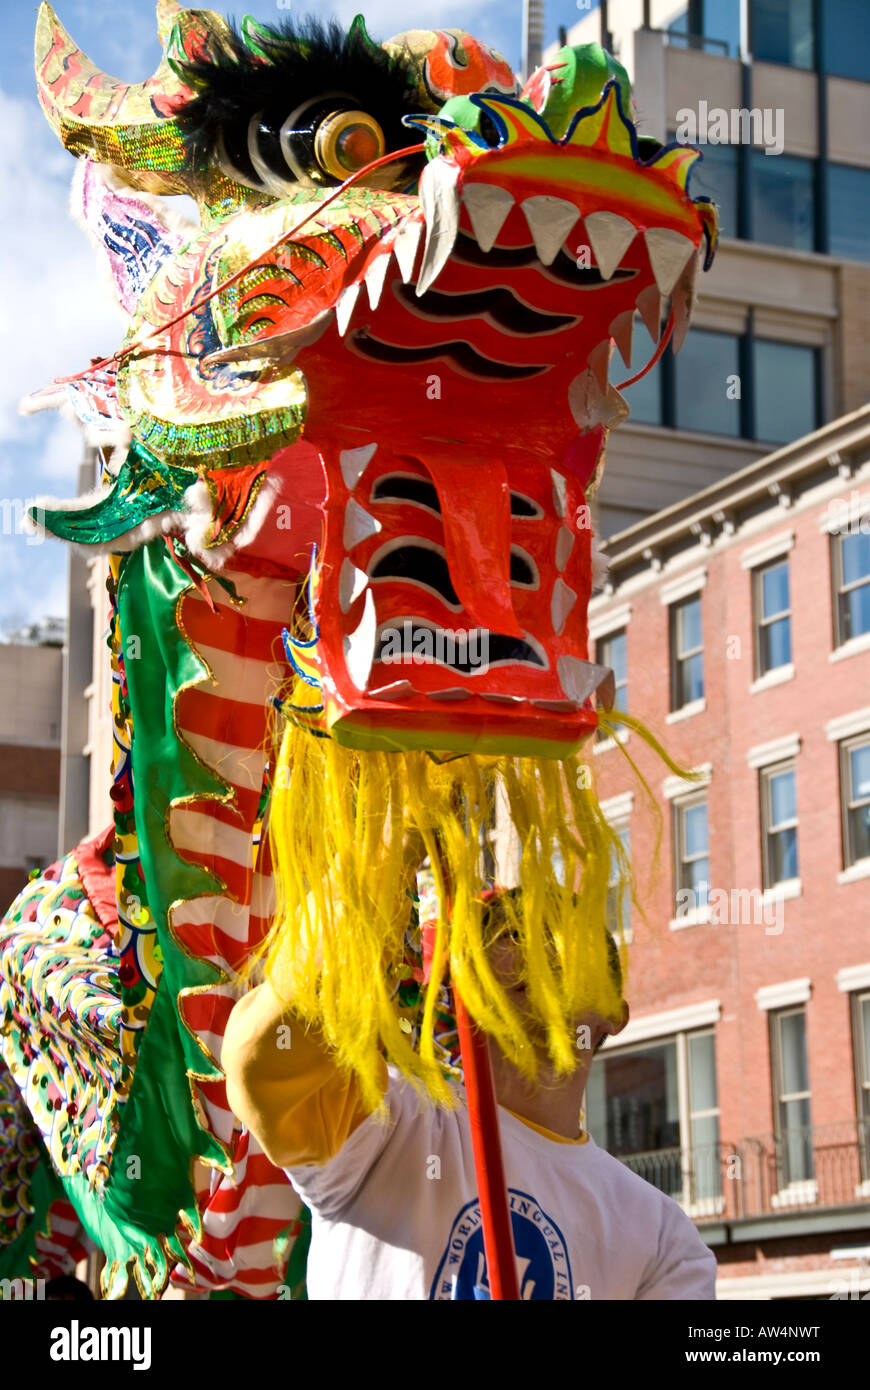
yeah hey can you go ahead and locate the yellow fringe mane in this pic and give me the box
[262,697,698,1113]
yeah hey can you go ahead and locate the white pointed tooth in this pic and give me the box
[521,196,580,266]
[336,282,361,336]
[416,160,461,296]
[462,183,514,252]
[531,697,580,711]
[555,526,575,572]
[557,656,613,706]
[636,284,663,343]
[671,252,700,355]
[426,687,471,701]
[394,218,424,284]
[481,693,526,705]
[588,339,611,395]
[644,227,696,297]
[339,558,369,613]
[551,577,578,636]
[609,309,634,369]
[340,442,377,490]
[367,680,415,700]
[551,469,567,518]
[569,370,630,431]
[364,251,391,310]
[343,590,377,691]
[343,498,381,550]
[583,211,637,281]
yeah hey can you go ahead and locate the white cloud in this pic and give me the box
[0,91,126,440]
[0,91,125,628]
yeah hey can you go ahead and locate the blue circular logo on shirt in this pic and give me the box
[430,1189,573,1300]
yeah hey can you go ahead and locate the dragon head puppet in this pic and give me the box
[28,2,718,1110]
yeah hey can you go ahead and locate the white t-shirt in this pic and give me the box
[285,1071,717,1301]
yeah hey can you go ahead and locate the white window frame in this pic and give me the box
[593,1025,723,1218]
[752,556,793,681]
[759,759,800,893]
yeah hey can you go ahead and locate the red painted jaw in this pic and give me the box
[304,430,613,757]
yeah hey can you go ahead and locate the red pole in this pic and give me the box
[454,989,520,1300]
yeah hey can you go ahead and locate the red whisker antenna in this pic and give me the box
[614,310,675,390]
[56,142,427,385]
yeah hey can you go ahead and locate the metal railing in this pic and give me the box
[615,1118,870,1222]
[649,27,732,57]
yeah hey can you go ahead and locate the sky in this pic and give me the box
[0,0,596,637]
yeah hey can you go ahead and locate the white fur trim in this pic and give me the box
[180,472,282,571]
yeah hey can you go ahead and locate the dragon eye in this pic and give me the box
[315,110,385,178]
[278,96,385,186]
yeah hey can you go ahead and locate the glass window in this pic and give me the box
[855,993,870,1183]
[832,527,870,647]
[671,595,704,708]
[753,0,814,69]
[761,761,799,887]
[701,0,741,58]
[828,166,870,263]
[586,1038,682,1195]
[841,736,870,869]
[675,794,710,912]
[621,326,663,426]
[606,823,631,941]
[674,329,741,436]
[666,5,689,41]
[771,1007,814,1186]
[823,0,870,83]
[665,0,740,56]
[688,1030,722,1201]
[754,558,792,675]
[754,340,818,445]
[597,629,627,714]
[586,1029,721,1206]
[690,142,738,240]
[750,151,815,252]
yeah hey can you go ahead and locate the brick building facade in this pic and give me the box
[0,643,63,907]
[584,405,870,1298]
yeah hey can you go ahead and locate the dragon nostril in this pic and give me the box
[477,111,502,148]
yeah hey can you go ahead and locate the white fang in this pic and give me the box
[522,196,580,266]
[584,211,637,280]
[462,184,514,252]
[557,656,613,705]
[343,589,377,691]
[394,219,423,284]
[551,469,567,517]
[340,442,377,490]
[336,282,361,336]
[343,499,381,550]
[339,559,369,613]
[608,310,634,369]
[551,578,578,635]
[555,526,575,572]
[364,252,391,310]
[417,161,461,296]
[644,228,696,297]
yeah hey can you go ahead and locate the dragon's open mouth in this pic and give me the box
[312,89,712,419]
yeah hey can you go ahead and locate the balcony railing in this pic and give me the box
[615,1118,870,1223]
[649,27,731,57]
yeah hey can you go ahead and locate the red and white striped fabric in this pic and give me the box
[33,1199,90,1280]
[166,573,303,1297]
